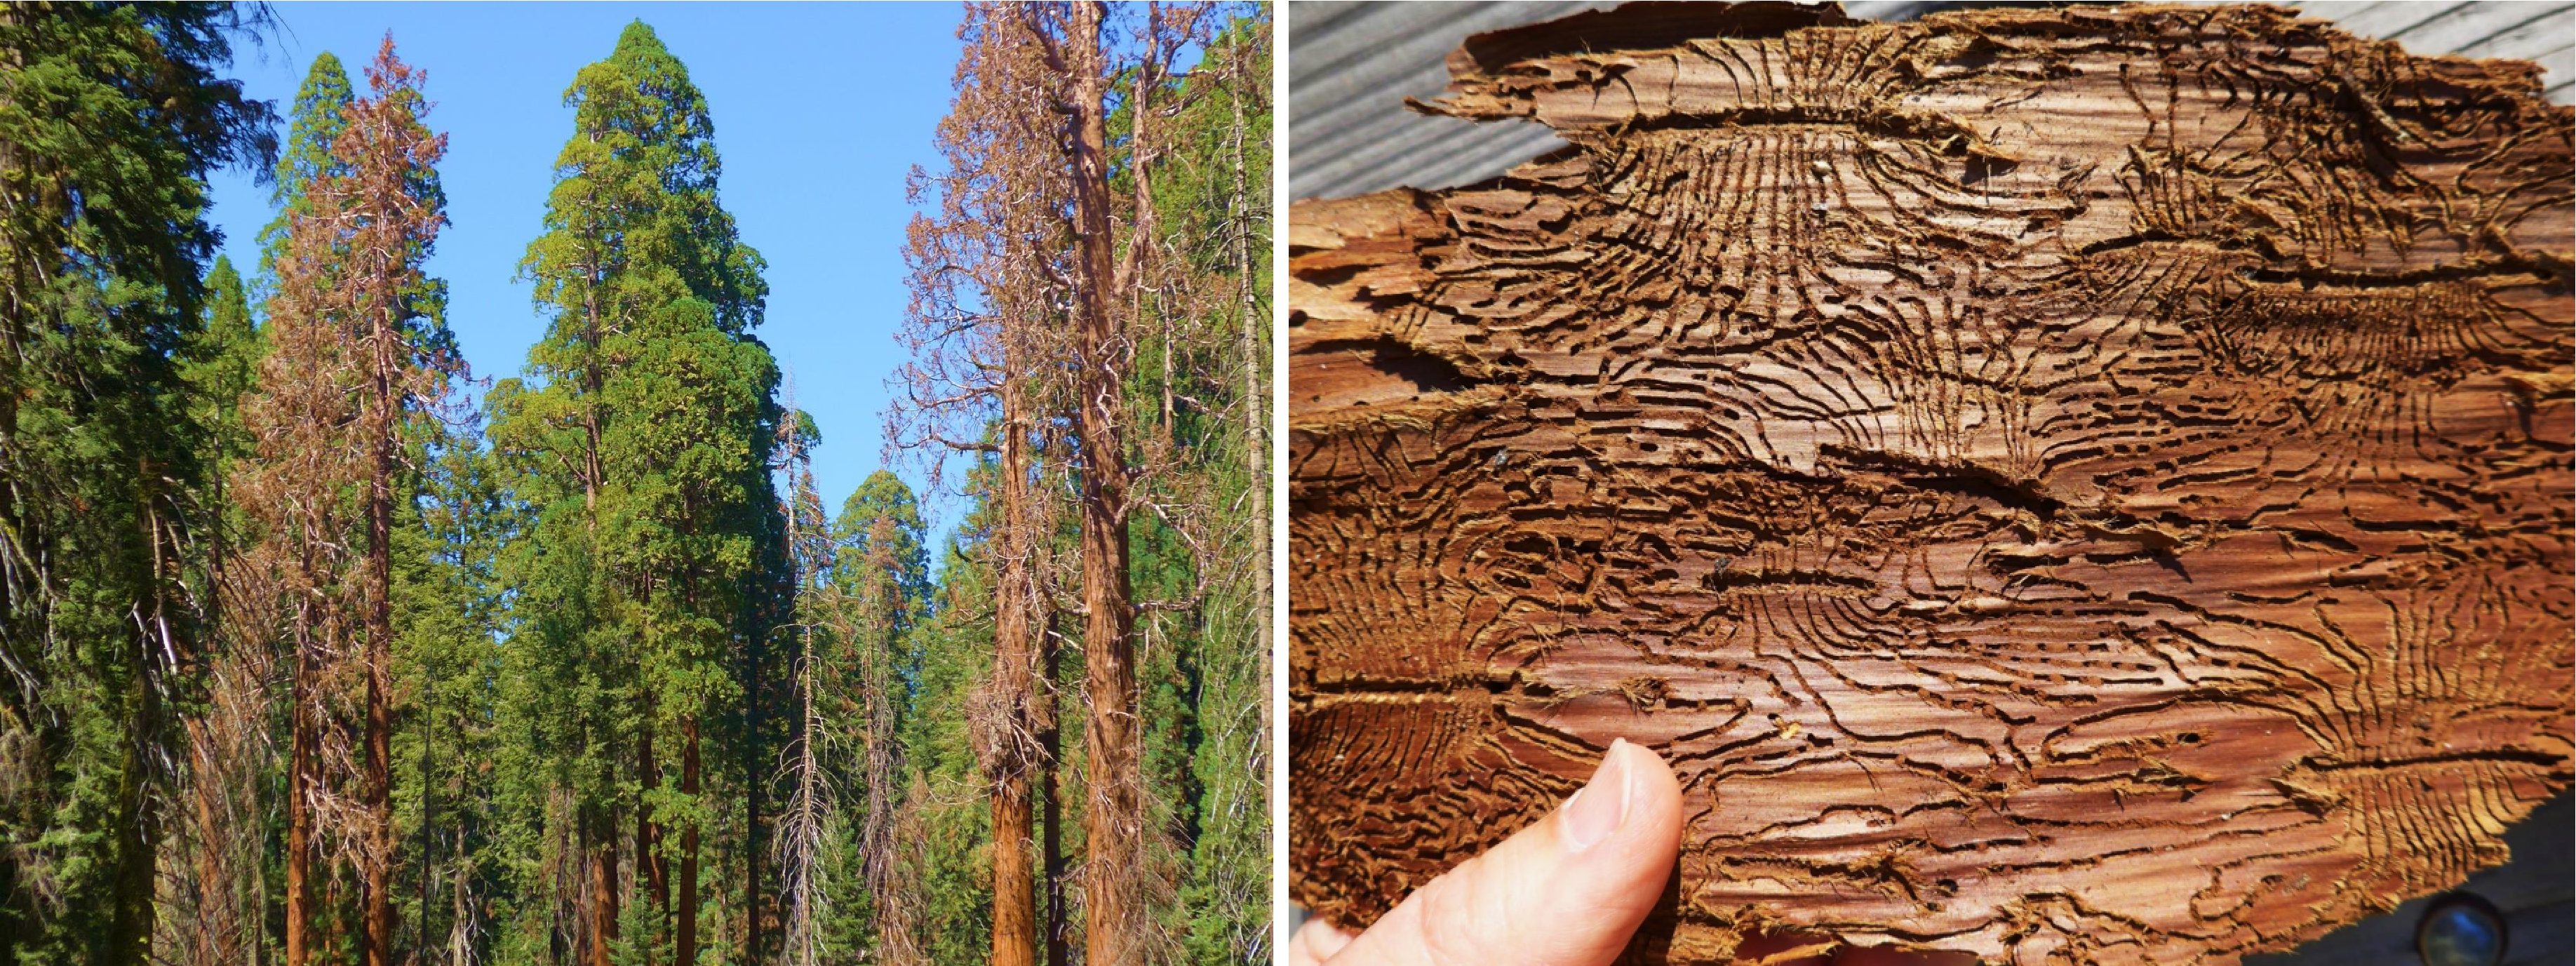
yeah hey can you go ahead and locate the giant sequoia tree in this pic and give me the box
[492,20,777,966]
[1038,6,1224,961]
[239,36,455,966]
[899,4,1271,963]
[894,6,1071,961]
[1287,4,2575,964]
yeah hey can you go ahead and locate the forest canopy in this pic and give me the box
[0,4,1271,965]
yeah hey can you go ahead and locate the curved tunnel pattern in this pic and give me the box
[1286,4,2575,964]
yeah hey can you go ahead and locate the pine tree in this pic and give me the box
[886,472,1007,966]
[772,407,834,966]
[0,5,274,962]
[255,50,359,966]
[182,256,264,478]
[601,294,775,966]
[343,43,455,966]
[778,456,930,966]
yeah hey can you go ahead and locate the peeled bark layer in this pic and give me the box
[1286,4,2575,964]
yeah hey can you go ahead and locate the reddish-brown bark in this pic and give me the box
[678,719,702,966]
[992,772,1038,966]
[1065,4,1144,962]
[286,658,316,966]
[992,375,1041,966]
[1287,4,2575,963]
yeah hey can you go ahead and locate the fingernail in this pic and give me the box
[1562,738,1632,850]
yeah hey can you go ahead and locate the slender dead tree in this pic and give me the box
[772,381,835,966]
[852,517,905,921]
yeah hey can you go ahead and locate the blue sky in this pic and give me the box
[203,2,970,544]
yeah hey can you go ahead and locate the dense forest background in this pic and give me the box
[0,4,1270,965]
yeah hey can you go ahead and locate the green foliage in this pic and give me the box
[489,19,783,966]
[838,470,932,618]
[260,51,353,269]
[522,20,768,341]
[0,4,275,962]
[391,430,516,963]
[180,255,265,480]
[600,296,775,736]
[6,8,1270,966]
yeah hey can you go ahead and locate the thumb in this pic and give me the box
[1327,738,1684,966]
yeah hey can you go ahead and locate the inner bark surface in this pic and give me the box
[1285,4,2576,963]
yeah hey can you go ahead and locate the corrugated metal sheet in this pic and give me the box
[1288,1,2576,199]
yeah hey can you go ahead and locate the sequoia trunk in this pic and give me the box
[989,373,1040,966]
[676,718,700,966]
[361,288,396,966]
[1068,4,1141,964]
[991,778,1037,966]
[285,621,316,966]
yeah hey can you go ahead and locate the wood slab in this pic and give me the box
[1287,4,2575,962]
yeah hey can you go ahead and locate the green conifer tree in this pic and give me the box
[260,52,354,274]
[0,6,274,961]
[493,22,777,966]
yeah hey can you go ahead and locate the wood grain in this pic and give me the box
[1285,4,2575,962]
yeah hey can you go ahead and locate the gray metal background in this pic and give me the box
[1289,1,2576,199]
[1284,3,2576,962]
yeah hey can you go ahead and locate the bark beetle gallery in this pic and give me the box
[1284,4,2575,963]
